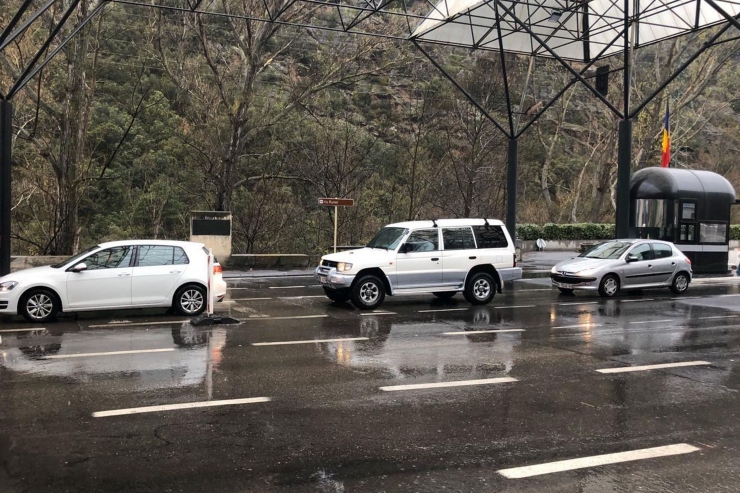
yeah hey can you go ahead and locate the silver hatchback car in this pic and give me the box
[550,239,693,297]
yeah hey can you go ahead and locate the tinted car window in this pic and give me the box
[629,243,654,261]
[653,244,673,259]
[138,246,179,267]
[443,227,476,250]
[84,246,133,270]
[473,225,508,248]
[404,229,439,252]
[173,247,189,265]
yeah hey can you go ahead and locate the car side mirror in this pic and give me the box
[625,254,638,263]
[71,262,88,272]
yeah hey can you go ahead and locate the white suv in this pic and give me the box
[315,219,521,309]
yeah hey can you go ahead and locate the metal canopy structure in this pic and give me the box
[2,0,740,275]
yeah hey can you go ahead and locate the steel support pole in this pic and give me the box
[506,138,517,240]
[0,101,12,276]
[615,0,632,239]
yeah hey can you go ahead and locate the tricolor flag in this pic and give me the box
[661,100,671,168]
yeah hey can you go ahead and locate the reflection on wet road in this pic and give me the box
[2,276,740,491]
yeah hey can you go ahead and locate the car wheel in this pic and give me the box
[598,274,620,298]
[323,287,350,303]
[432,292,456,300]
[670,272,690,294]
[557,287,574,294]
[174,285,206,316]
[351,275,385,310]
[20,289,59,323]
[464,272,496,305]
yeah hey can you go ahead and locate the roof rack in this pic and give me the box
[483,218,491,227]
[432,219,438,227]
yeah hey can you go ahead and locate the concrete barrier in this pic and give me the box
[228,254,311,270]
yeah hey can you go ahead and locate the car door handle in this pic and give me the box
[118,273,131,277]
[431,258,439,261]
[648,264,653,268]
[169,270,182,274]
[671,262,676,265]
[469,256,477,260]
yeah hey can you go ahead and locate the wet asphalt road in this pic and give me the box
[2,276,740,492]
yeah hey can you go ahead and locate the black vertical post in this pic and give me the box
[616,120,632,238]
[0,100,11,275]
[506,137,517,240]
[615,0,632,239]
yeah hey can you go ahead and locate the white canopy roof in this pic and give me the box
[412,0,740,61]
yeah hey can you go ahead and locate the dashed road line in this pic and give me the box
[45,348,176,359]
[552,323,603,329]
[88,320,189,328]
[442,329,525,335]
[557,302,599,306]
[495,305,536,309]
[629,319,672,324]
[380,377,517,392]
[240,314,329,321]
[229,297,272,301]
[282,295,328,299]
[418,308,469,313]
[359,312,396,316]
[0,327,46,333]
[268,285,319,289]
[596,360,712,374]
[497,443,700,479]
[93,397,272,418]
[621,298,655,303]
[252,337,369,346]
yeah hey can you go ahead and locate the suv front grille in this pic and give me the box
[322,260,338,268]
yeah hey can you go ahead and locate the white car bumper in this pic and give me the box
[315,266,355,289]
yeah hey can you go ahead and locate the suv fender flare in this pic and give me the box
[351,268,392,295]
[464,265,502,293]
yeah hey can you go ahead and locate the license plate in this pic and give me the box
[319,276,327,284]
[555,281,574,288]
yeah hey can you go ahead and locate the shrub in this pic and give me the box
[518,223,614,240]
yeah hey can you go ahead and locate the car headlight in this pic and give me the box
[337,262,353,272]
[551,266,558,274]
[576,268,596,276]
[0,281,18,292]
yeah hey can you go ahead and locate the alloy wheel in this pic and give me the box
[180,289,204,314]
[473,278,491,300]
[27,293,53,320]
[359,281,379,304]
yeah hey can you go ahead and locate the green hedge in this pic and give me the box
[516,223,615,241]
[731,225,740,240]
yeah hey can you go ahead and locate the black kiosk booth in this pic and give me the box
[630,167,737,273]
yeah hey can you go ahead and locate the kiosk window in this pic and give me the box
[700,223,727,243]
[681,203,696,220]
[680,224,695,242]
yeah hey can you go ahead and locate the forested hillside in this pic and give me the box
[2,0,740,256]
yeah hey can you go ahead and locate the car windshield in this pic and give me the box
[50,245,100,268]
[580,241,632,259]
[366,227,408,250]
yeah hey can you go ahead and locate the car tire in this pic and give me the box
[351,275,385,310]
[598,274,620,298]
[19,289,59,323]
[174,285,207,316]
[557,287,574,294]
[432,292,456,300]
[463,272,496,305]
[670,272,690,294]
[323,287,350,303]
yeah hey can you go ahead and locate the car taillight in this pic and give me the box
[213,264,223,274]
[684,257,691,265]
[513,253,517,268]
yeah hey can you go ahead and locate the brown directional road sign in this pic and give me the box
[318,198,354,207]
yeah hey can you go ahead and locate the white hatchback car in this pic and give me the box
[315,219,522,309]
[0,240,227,323]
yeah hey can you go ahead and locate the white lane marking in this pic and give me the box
[359,312,396,316]
[418,308,469,313]
[442,329,525,335]
[557,302,599,306]
[629,319,673,324]
[495,305,536,309]
[380,377,517,392]
[621,299,655,303]
[281,295,328,299]
[701,315,740,320]
[553,323,603,329]
[497,443,700,479]
[596,360,712,374]
[229,297,272,301]
[241,315,329,321]
[516,288,553,291]
[226,275,314,280]
[93,397,272,418]
[268,286,318,289]
[45,348,176,359]
[252,337,369,346]
[716,293,740,297]
[0,327,46,333]
[88,320,188,328]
